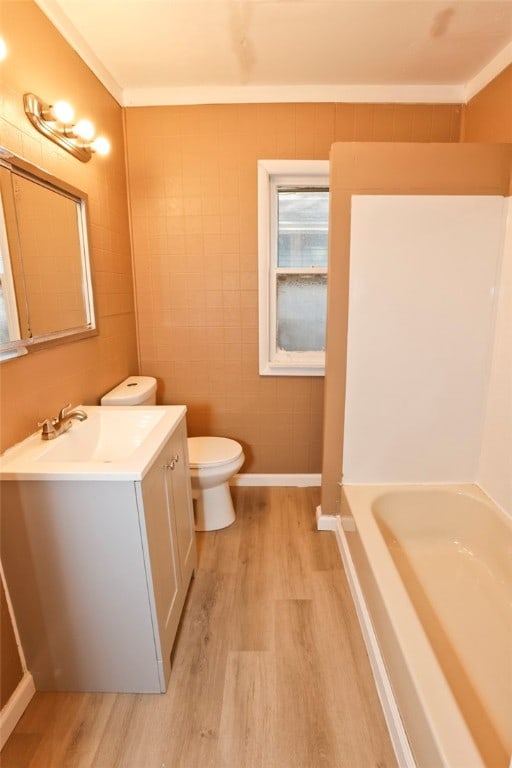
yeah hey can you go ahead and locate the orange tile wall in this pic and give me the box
[462,65,512,196]
[462,65,512,144]
[125,102,461,473]
[0,1,138,453]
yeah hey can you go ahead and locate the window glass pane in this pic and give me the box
[0,285,9,344]
[277,189,329,268]
[276,274,327,352]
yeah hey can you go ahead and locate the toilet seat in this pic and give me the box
[188,436,243,468]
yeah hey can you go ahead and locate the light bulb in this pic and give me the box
[74,119,95,141]
[0,37,7,61]
[51,100,74,124]
[91,136,110,156]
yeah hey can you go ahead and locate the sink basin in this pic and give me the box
[0,405,187,480]
[39,409,165,463]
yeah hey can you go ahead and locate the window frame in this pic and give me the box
[257,159,329,376]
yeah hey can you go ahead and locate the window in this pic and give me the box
[258,159,329,376]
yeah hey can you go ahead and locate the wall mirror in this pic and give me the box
[0,147,96,361]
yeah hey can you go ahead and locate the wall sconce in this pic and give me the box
[23,93,110,163]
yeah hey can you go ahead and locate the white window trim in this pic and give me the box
[258,159,329,376]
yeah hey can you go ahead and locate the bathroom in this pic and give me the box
[1,1,511,765]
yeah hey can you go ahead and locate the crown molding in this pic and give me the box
[34,0,123,105]
[463,41,512,103]
[122,83,465,107]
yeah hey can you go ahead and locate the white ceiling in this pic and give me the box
[35,0,512,106]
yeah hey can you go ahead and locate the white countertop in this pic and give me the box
[0,405,187,481]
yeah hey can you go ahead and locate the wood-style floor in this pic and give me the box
[1,487,397,768]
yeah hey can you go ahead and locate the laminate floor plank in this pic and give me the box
[274,598,339,768]
[3,692,109,768]
[87,695,139,768]
[194,492,243,575]
[161,570,240,768]
[310,570,398,768]
[229,487,276,650]
[269,487,316,600]
[216,651,276,768]
[56,694,120,768]
[2,486,397,768]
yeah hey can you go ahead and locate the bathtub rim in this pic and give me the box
[336,482,490,768]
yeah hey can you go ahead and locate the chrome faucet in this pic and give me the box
[38,404,88,440]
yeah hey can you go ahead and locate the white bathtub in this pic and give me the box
[337,484,512,768]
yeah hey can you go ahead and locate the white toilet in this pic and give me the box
[188,437,245,531]
[101,376,157,406]
[101,376,244,532]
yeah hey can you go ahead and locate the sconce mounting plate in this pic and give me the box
[23,93,92,163]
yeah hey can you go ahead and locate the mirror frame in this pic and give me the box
[0,146,97,361]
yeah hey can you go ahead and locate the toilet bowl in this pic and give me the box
[187,437,245,531]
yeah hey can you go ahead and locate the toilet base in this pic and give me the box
[193,481,236,531]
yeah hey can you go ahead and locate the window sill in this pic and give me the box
[259,361,325,377]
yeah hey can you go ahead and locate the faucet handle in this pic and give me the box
[58,403,72,422]
[38,418,56,438]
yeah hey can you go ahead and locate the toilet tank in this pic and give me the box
[100,376,157,406]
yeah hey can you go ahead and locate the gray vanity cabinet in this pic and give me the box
[0,412,196,693]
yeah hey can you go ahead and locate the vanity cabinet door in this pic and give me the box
[137,415,196,689]
[139,440,181,686]
[166,419,196,586]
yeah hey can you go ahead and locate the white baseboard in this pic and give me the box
[332,517,416,768]
[0,672,35,750]
[231,473,321,487]
[315,504,338,530]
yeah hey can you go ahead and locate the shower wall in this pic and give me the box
[477,198,512,514]
[342,194,506,483]
[321,142,512,515]
[464,64,512,515]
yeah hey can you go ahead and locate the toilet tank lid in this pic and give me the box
[101,376,157,405]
